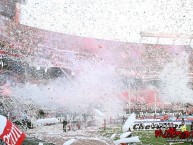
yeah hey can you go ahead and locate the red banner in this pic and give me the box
[0,115,26,145]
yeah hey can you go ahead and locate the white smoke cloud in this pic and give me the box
[159,51,193,103]
[11,56,124,118]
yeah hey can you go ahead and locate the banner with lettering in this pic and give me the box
[131,122,182,130]
[0,115,26,145]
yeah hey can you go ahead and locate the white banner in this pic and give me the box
[131,122,182,130]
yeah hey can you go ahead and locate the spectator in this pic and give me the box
[176,114,179,120]
[76,122,81,130]
[104,119,106,130]
[122,115,126,124]
[190,122,193,131]
[170,122,176,129]
[190,122,193,144]
[63,120,67,132]
[180,122,186,132]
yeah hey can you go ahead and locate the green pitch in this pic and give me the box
[99,125,192,145]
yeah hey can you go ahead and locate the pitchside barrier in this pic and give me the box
[135,119,193,123]
[134,119,193,124]
[131,122,185,130]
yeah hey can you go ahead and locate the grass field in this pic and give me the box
[99,125,193,145]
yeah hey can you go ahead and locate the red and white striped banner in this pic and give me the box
[0,115,26,145]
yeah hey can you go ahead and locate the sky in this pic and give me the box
[20,0,193,43]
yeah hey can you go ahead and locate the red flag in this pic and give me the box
[0,115,26,145]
